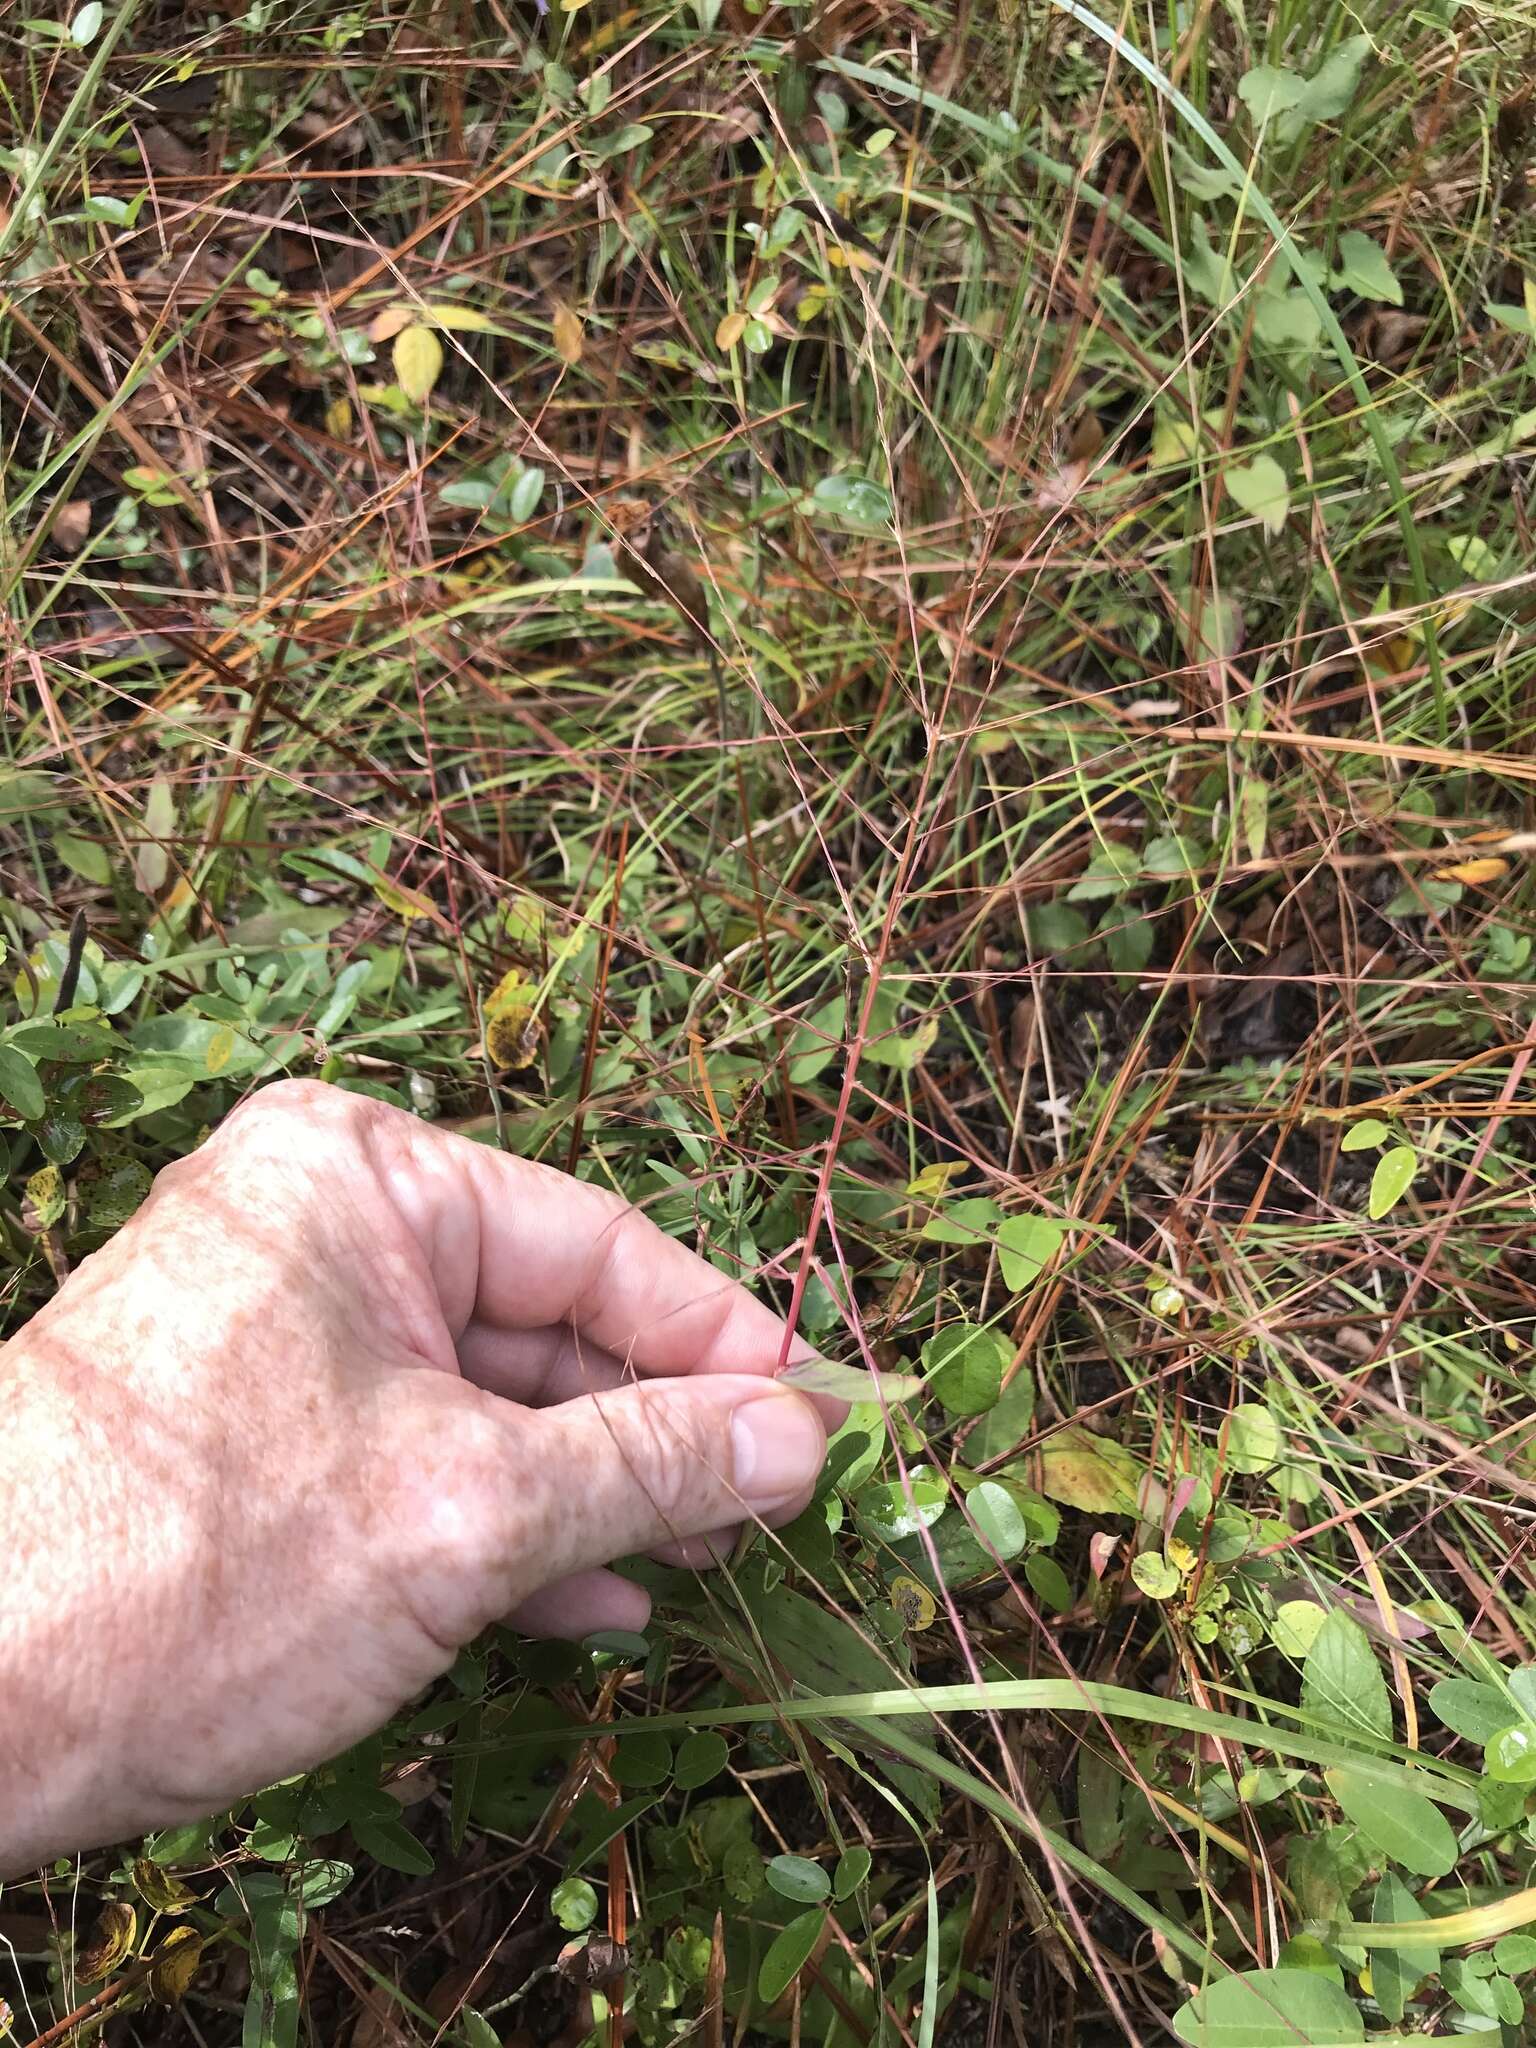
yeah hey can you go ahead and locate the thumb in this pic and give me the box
[518,1376,826,1583]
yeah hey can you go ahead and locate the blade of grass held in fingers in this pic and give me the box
[777,1358,923,1403]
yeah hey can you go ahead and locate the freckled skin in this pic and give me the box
[0,1082,833,1872]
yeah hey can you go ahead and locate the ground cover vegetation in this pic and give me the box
[5,0,1536,2036]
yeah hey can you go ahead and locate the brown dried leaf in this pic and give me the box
[557,1936,628,1987]
[1438,857,1508,885]
[369,305,415,343]
[53,500,92,549]
[552,302,584,365]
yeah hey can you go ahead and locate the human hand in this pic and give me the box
[0,1082,830,1870]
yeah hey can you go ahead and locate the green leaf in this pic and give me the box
[1368,1145,1417,1220]
[37,1111,86,1165]
[674,1732,729,1790]
[1023,1552,1073,1611]
[995,1214,1064,1292]
[969,1480,1029,1560]
[1495,1934,1536,1973]
[1271,1600,1327,1658]
[1225,455,1290,535]
[1253,287,1322,356]
[70,1,102,42]
[1370,1873,1437,2025]
[833,1846,871,1899]
[551,1878,598,1931]
[610,1730,672,1788]
[1291,34,1370,124]
[1484,1722,1536,1783]
[969,1372,1036,1461]
[1104,913,1156,979]
[1340,1118,1390,1152]
[920,1195,1002,1246]
[1301,1610,1392,1744]
[808,474,892,529]
[1428,1677,1514,1743]
[509,466,545,523]
[1237,65,1307,123]
[787,995,845,1084]
[53,830,112,885]
[1226,1403,1282,1474]
[922,1322,1008,1417]
[1130,1551,1180,1600]
[1025,901,1092,954]
[1505,1666,1536,1720]
[0,1044,44,1121]
[764,1855,830,1903]
[856,1476,947,1540]
[350,1814,435,1875]
[592,121,653,158]
[1325,1768,1457,1878]
[1332,231,1401,306]
[779,1357,922,1404]
[757,1907,824,2005]
[1172,1967,1364,2044]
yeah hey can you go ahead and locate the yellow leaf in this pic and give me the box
[75,1902,136,1983]
[906,1160,969,1198]
[132,1859,198,1915]
[552,302,584,365]
[1037,1424,1152,1518]
[205,1024,235,1075]
[148,1926,204,2006]
[324,396,353,439]
[393,325,444,405]
[1437,857,1507,884]
[24,1163,64,1231]
[714,309,748,351]
[890,1574,937,1631]
[1526,275,1536,333]
[483,967,541,1071]
[373,875,435,922]
[428,304,501,333]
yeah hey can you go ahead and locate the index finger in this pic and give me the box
[394,1116,811,1382]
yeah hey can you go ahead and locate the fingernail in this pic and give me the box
[731,1389,825,1513]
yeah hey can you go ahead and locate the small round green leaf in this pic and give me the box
[674,1732,729,1790]
[1226,1403,1282,1474]
[552,1878,598,1931]
[764,1855,830,1904]
[1485,1722,1536,1784]
[609,1730,673,1788]
[1130,1551,1180,1601]
[1340,1117,1390,1152]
